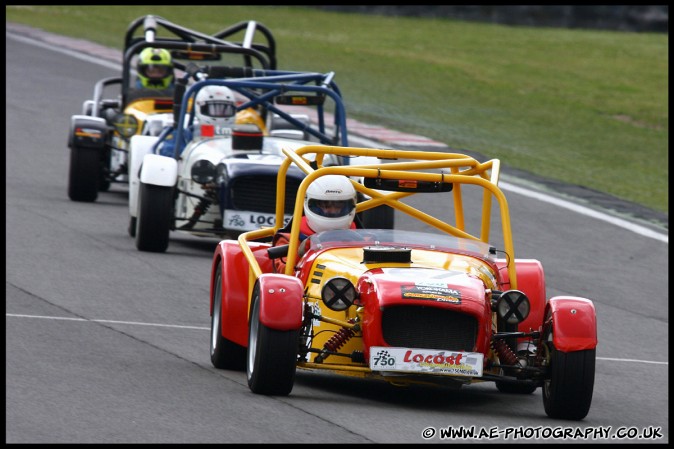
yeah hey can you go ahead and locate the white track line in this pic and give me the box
[5,313,668,365]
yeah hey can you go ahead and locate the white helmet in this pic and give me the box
[195,85,236,132]
[304,175,357,233]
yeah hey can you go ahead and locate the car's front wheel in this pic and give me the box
[135,181,173,252]
[542,320,595,420]
[68,145,100,202]
[128,216,137,238]
[247,283,298,395]
[210,262,246,370]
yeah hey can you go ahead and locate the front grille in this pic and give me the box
[230,176,301,214]
[381,306,477,351]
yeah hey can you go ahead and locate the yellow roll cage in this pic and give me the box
[237,145,516,298]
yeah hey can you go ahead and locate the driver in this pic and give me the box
[271,175,357,273]
[156,85,237,157]
[301,174,358,237]
[193,84,237,135]
[136,47,174,90]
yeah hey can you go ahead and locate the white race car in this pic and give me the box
[128,70,394,253]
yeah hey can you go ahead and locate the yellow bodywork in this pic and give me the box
[300,246,499,368]
[124,98,170,127]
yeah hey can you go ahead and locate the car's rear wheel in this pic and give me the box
[99,179,111,192]
[210,262,246,370]
[135,182,172,252]
[68,145,100,202]
[542,322,595,420]
[98,148,111,192]
[247,283,298,395]
[357,193,394,229]
[360,206,394,229]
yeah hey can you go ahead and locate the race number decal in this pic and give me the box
[370,347,483,376]
[223,210,291,231]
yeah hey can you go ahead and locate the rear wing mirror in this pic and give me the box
[171,50,222,61]
[363,177,453,193]
[275,94,325,106]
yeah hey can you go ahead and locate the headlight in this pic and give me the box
[112,113,139,138]
[495,290,530,324]
[191,160,216,184]
[215,164,228,185]
[321,277,357,311]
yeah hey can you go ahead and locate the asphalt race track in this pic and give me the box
[5,28,669,444]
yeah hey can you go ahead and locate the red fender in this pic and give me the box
[256,274,304,331]
[495,259,546,333]
[547,296,597,352]
[210,240,274,346]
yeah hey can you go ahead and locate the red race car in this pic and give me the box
[209,144,597,420]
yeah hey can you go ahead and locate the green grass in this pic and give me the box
[6,5,668,214]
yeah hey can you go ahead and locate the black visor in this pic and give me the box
[140,64,171,80]
[308,199,355,218]
[199,101,235,118]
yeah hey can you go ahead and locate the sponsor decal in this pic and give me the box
[215,126,232,136]
[223,210,291,231]
[401,283,461,303]
[370,346,483,376]
[398,180,417,188]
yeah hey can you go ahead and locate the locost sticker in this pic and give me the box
[223,210,291,231]
[370,346,483,377]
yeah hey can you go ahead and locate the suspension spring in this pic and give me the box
[492,338,518,366]
[314,319,357,363]
[193,197,211,216]
[178,196,212,230]
[323,327,355,352]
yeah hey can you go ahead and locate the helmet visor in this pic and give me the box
[140,64,172,80]
[308,199,355,218]
[199,101,236,118]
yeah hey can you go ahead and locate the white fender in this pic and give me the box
[140,153,178,187]
[128,135,159,217]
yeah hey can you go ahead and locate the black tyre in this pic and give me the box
[99,178,111,192]
[356,193,394,229]
[98,147,111,192]
[128,216,137,238]
[68,145,100,202]
[359,206,394,229]
[542,325,595,420]
[210,262,246,370]
[247,283,299,395]
[135,182,173,252]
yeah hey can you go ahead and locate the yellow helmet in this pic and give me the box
[137,48,173,89]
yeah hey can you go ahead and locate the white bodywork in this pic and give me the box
[140,154,178,186]
[174,135,314,233]
[128,135,160,218]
